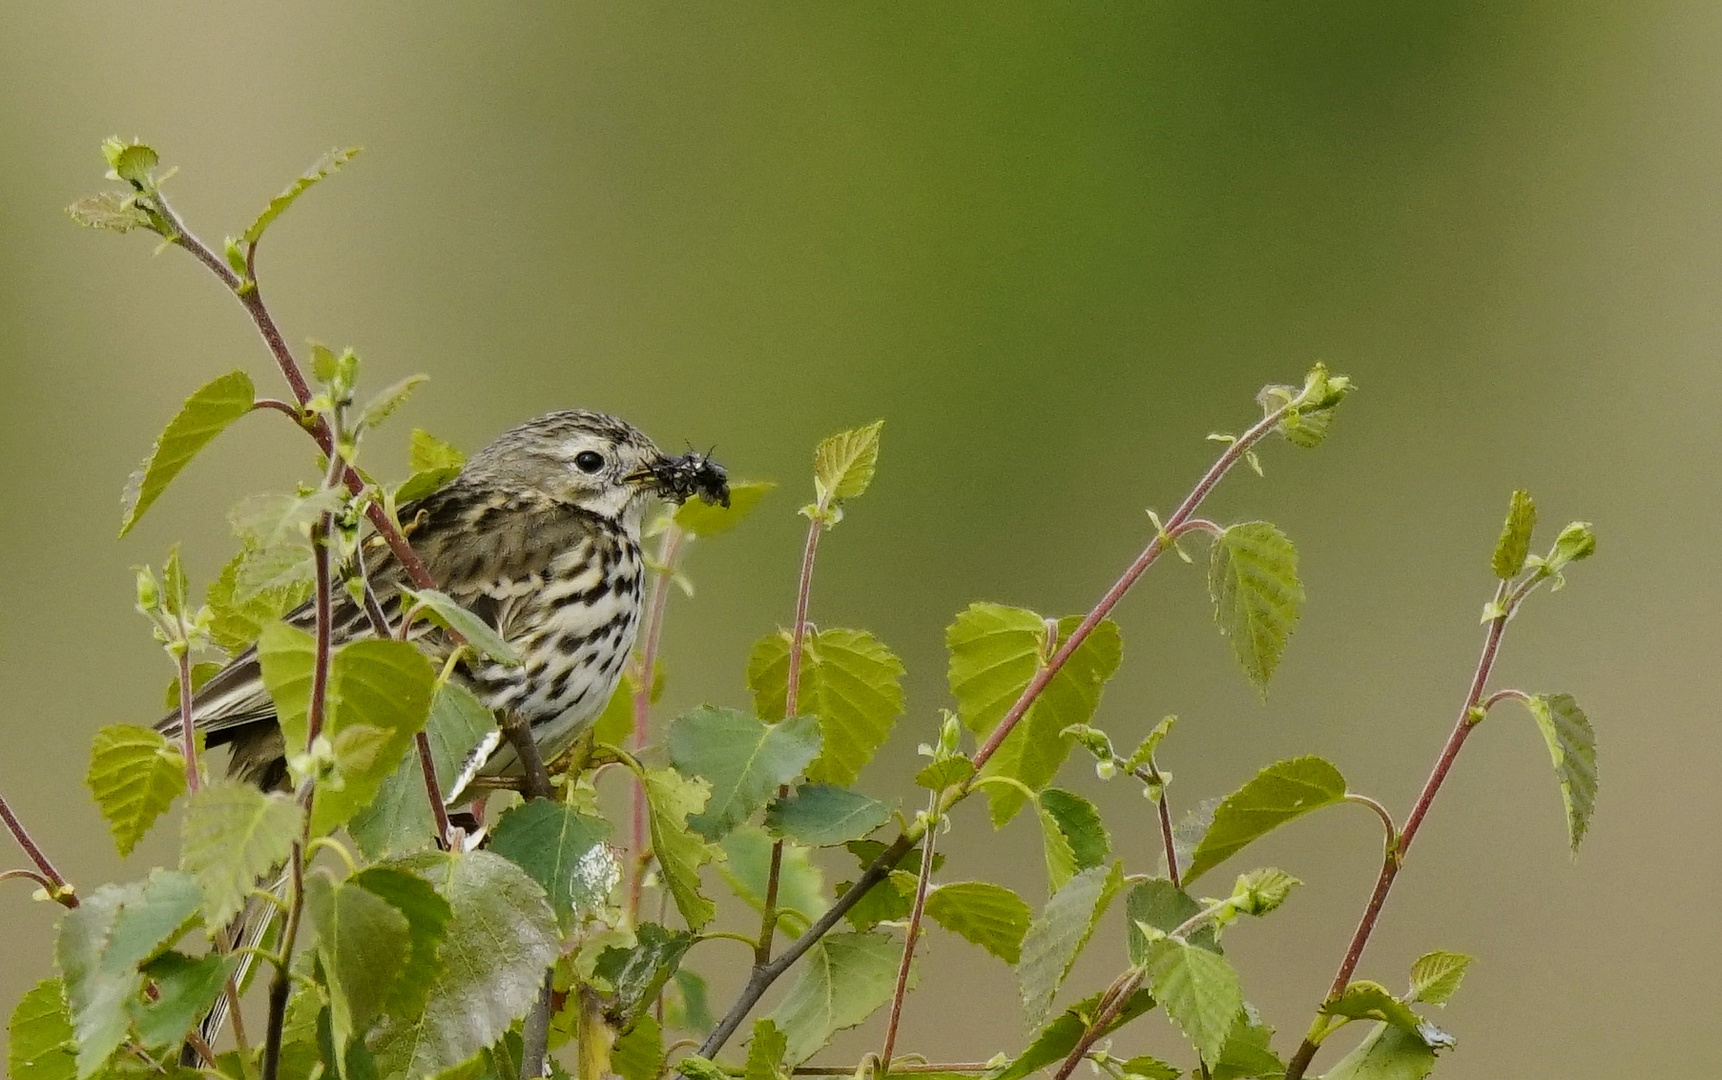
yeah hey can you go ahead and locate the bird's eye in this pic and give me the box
[574,450,606,474]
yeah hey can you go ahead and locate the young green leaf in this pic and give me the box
[640,766,719,930]
[86,724,187,857]
[1125,879,1216,964]
[1259,364,1355,449]
[1037,788,1110,892]
[1544,521,1597,574]
[232,543,317,604]
[1144,937,1243,1064]
[594,923,696,1028]
[1407,951,1473,1006]
[1167,798,1219,882]
[924,882,1032,964]
[1110,1055,1181,1080]
[993,989,1158,1080]
[1524,693,1599,851]
[8,977,77,1080]
[347,865,454,1019]
[1123,715,1177,774]
[132,950,237,1050]
[120,371,256,536]
[241,147,361,244]
[812,420,884,507]
[102,137,159,186]
[1229,867,1300,917]
[67,190,151,233]
[400,588,522,665]
[305,872,412,1054]
[1209,1006,1285,1080]
[358,373,429,431]
[1492,490,1536,579]
[744,1019,789,1080]
[720,825,827,926]
[205,545,312,654]
[612,1014,666,1080]
[947,604,1124,825]
[665,970,714,1036]
[56,869,203,1077]
[1320,1023,1438,1080]
[747,627,905,786]
[915,756,975,791]
[674,480,776,537]
[1018,862,1125,1027]
[369,851,559,1080]
[351,680,500,858]
[668,707,822,840]
[676,1055,729,1080]
[1320,981,1433,1039]
[764,783,890,846]
[1208,522,1303,694]
[1183,756,1347,884]
[489,800,616,930]
[764,931,901,1064]
[179,781,302,929]
[395,429,467,504]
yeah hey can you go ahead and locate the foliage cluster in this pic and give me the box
[4,142,1600,1080]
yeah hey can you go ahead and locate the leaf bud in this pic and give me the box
[134,565,161,611]
[1546,521,1597,572]
[1095,759,1117,781]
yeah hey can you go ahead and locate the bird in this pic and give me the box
[157,409,730,790]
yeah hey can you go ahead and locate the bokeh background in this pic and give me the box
[1,4,1717,1077]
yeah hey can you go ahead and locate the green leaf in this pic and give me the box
[593,923,695,1028]
[229,490,345,560]
[370,851,560,1080]
[1112,1055,1182,1080]
[1208,522,1303,694]
[395,429,467,504]
[1144,937,1243,1064]
[1230,868,1300,917]
[1125,879,1216,964]
[1184,757,1347,884]
[8,978,77,1080]
[674,480,776,537]
[764,783,889,846]
[67,190,151,233]
[1168,798,1218,881]
[668,707,822,840]
[664,970,713,1036]
[1123,715,1177,773]
[102,137,159,186]
[947,604,1123,825]
[1018,862,1125,1027]
[748,627,905,786]
[57,869,202,1077]
[915,756,975,791]
[1258,364,1354,449]
[612,1014,666,1080]
[85,725,186,857]
[744,1019,788,1080]
[359,373,429,431]
[720,825,827,927]
[179,781,302,929]
[1492,490,1536,579]
[1320,1024,1437,1080]
[812,420,884,506]
[1406,951,1473,1006]
[355,680,499,858]
[1321,982,1424,1035]
[134,950,236,1049]
[1545,521,1597,573]
[401,587,521,665]
[924,882,1031,964]
[640,766,719,930]
[231,543,318,604]
[489,800,616,930]
[241,147,361,244]
[348,865,453,1019]
[120,371,255,536]
[1210,1006,1285,1080]
[1036,788,1110,892]
[764,931,901,1064]
[676,1055,728,1080]
[994,989,1158,1080]
[1524,693,1599,851]
[260,625,439,835]
[306,871,412,1053]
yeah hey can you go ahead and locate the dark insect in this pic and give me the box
[647,448,731,507]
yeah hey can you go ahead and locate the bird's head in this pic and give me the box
[463,411,729,526]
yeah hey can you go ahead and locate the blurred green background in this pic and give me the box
[1,3,1717,1076]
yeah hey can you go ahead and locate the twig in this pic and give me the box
[1049,969,1145,1080]
[0,791,76,908]
[628,525,684,919]
[1282,579,1521,1080]
[880,795,941,1073]
[701,397,1298,1061]
[1134,762,1181,888]
[175,648,200,791]
[260,849,306,1080]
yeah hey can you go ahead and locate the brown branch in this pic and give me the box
[880,797,940,1073]
[0,791,76,908]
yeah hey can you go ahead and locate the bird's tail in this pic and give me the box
[180,869,290,1067]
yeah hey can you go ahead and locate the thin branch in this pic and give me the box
[1049,969,1146,1080]
[1134,762,1181,888]
[1283,579,1517,1080]
[260,847,306,1080]
[1343,793,1398,848]
[176,648,200,791]
[1481,687,1532,712]
[880,795,941,1072]
[629,525,683,920]
[0,791,76,907]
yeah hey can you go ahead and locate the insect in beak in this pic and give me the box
[631,450,731,507]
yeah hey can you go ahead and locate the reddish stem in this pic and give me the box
[1050,969,1145,1080]
[880,798,940,1072]
[1154,779,1180,889]
[306,523,334,746]
[176,648,199,791]
[1282,582,1513,1080]
[0,796,76,909]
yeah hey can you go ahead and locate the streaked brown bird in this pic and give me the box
[157,409,729,790]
